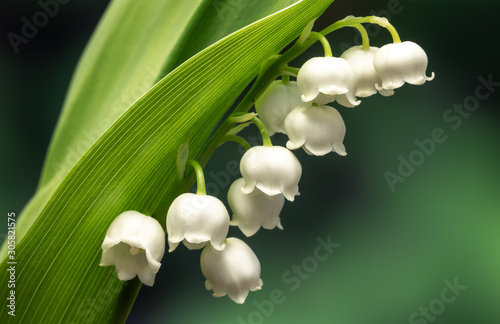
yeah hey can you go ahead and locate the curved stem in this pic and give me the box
[308,32,332,57]
[186,159,206,195]
[383,22,401,43]
[280,66,299,77]
[281,74,290,84]
[352,23,370,50]
[321,16,401,43]
[251,117,272,147]
[221,135,251,151]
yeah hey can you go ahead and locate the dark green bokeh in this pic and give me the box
[1,1,499,323]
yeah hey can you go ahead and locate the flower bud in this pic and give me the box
[297,56,360,107]
[240,145,301,201]
[374,41,435,91]
[228,178,285,237]
[285,104,346,156]
[201,237,263,304]
[100,211,165,287]
[166,193,230,252]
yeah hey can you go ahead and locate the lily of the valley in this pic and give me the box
[201,237,263,304]
[340,45,394,97]
[100,211,165,287]
[166,193,230,252]
[255,80,305,135]
[297,56,360,107]
[240,145,301,201]
[373,41,435,91]
[284,104,347,156]
[228,178,285,237]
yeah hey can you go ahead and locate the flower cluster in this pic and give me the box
[168,143,301,303]
[99,15,434,304]
[258,41,434,157]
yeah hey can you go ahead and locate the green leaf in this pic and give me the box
[162,0,321,73]
[8,0,209,254]
[176,142,190,180]
[5,0,310,257]
[0,0,334,323]
[40,0,206,187]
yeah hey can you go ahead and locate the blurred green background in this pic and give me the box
[1,1,499,324]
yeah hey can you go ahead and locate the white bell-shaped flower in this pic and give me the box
[100,211,165,287]
[228,178,285,237]
[373,41,435,90]
[284,104,347,156]
[340,45,394,97]
[240,145,301,201]
[201,237,263,304]
[166,193,229,252]
[297,56,360,107]
[255,80,305,135]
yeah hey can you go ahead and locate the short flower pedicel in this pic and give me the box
[100,211,165,287]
